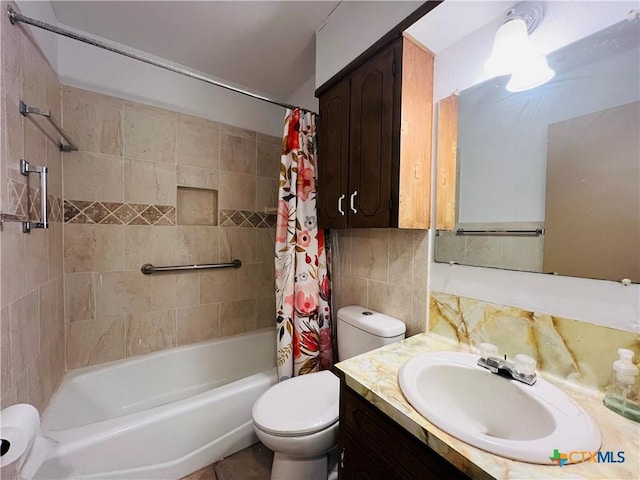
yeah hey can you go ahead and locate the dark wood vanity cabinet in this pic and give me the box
[339,383,470,480]
[317,35,434,229]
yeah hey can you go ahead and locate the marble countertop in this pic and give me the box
[335,333,640,480]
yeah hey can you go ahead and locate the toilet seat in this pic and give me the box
[252,370,339,437]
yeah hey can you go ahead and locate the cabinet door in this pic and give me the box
[348,43,396,228]
[317,77,350,229]
[340,434,393,480]
[339,384,471,480]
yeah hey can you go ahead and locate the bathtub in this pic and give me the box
[34,328,277,479]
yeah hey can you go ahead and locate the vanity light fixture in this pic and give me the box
[506,54,555,92]
[485,2,555,92]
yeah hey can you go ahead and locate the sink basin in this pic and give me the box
[398,351,601,464]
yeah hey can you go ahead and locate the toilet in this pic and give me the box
[252,305,406,480]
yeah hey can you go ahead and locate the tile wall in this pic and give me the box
[331,229,429,336]
[61,86,281,368]
[0,1,65,412]
[435,221,544,272]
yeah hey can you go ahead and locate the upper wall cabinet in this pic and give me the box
[317,35,434,229]
[317,77,350,229]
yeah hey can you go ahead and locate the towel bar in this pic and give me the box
[141,259,242,275]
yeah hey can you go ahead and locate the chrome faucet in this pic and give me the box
[477,343,537,386]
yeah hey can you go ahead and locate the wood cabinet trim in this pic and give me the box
[398,35,434,229]
[435,94,458,231]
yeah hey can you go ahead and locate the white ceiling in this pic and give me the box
[50,1,340,100]
[406,0,518,53]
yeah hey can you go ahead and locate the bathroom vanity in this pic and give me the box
[338,379,469,479]
[335,334,640,480]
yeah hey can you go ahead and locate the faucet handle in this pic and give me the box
[479,342,499,359]
[514,354,537,376]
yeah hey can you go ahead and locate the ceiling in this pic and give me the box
[50,1,340,100]
[406,1,517,53]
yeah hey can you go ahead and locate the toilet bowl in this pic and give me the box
[252,306,406,480]
[253,371,339,480]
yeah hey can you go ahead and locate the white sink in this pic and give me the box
[398,351,601,464]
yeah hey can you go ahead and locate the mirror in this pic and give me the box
[434,16,640,283]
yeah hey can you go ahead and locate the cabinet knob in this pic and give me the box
[337,194,345,216]
[350,191,358,213]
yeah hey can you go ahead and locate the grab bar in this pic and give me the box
[20,100,78,152]
[20,159,48,233]
[455,228,544,237]
[141,259,242,275]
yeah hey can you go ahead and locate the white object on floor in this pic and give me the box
[0,403,57,480]
[252,306,406,480]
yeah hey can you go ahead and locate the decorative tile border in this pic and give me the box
[0,213,26,222]
[64,200,176,226]
[219,209,277,228]
[62,203,277,228]
[7,178,27,218]
[47,195,63,223]
[2,179,63,223]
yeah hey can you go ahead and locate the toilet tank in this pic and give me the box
[337,306,406,361]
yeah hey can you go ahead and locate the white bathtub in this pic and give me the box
[35,328,277,479]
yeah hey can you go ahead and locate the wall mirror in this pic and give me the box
[434,15,639,283]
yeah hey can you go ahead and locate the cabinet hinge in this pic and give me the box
[392,60,397,77]
[389,198,394,211]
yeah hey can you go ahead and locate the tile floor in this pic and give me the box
[181,442,273,480]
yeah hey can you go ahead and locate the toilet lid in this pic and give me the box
[253,370,340,436]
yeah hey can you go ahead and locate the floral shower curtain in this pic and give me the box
[275,109,333,381]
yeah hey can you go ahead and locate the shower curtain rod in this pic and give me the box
[7,6,317,115]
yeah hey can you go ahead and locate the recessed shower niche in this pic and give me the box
[176,186,219,226]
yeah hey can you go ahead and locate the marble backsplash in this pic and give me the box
[430,291,640,393]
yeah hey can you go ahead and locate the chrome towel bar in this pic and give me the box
[20,100,78,152]
[455,228,544,237]
[141,259,242,275]
[20,159,48,233]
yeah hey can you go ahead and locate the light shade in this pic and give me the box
[484,19,533,77]
[506,56,555,92]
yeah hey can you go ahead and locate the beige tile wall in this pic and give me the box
[331,229,429,336]
[0,1,65,415]
[435,222,544,272]
[177,187,218,226]
[61,86,281,369]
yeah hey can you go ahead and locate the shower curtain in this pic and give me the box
[275,109,333,381]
